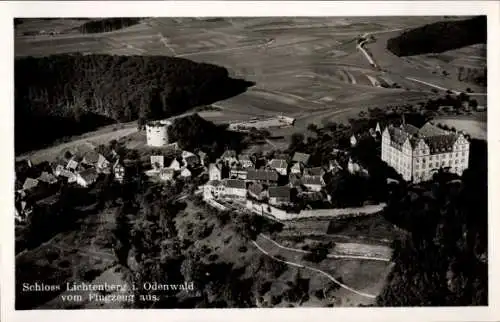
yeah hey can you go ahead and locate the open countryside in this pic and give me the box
[14,17,487,309]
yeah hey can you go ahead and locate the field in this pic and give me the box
[15,16,486,148]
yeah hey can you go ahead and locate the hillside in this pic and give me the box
[386,16,486,57]
[15,54,253,153]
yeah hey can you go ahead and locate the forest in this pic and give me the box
[78,18,142,33]
[386,16,486,56]
[15,54,253,153]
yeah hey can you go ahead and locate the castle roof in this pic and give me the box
[387,122,461,153]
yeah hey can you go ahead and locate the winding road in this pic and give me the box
[251,238,378,299]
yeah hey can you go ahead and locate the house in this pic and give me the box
[66,157,81,172]
[223,179,247,199]
[350,134,358,147]
[22,178,39,191]
[97,154,111,173]
[268,159,288,176]
[180,168,192,178]
[159,168,175,181]
[247,182,268,201]
[290,162,304,174]
[182,150,199,167]
[230,167,249,180]
[221,150,238,165]
[304,167,325,177]
[203,180,225,200]
[302,175,325,192]
[292,152,310,165]
[169,158,182,170]
[209,163,223,181]
[151,155,165,170]
[238,154,254,168]
[113,160,126,183]
[268,186,292,205]
[198,151,208,166]
[37,171,58,185]
[247,169,279,183]
[75,168,99,188]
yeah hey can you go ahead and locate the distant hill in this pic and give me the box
[387,16,486,56]
[15,54,253,153]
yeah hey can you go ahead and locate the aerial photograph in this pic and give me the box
[14,16,487,309]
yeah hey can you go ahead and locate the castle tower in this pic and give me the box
[146,120,171,147]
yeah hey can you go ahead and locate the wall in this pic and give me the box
[245,200,386,221]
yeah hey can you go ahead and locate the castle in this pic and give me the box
[381,121,470,183]
[146,120,172,147]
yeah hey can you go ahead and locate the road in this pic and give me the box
[405,77,487,96]
[251,239,377,299]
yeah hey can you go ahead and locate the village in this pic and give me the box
[16,110,471,224]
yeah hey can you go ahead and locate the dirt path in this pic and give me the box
[251,239,377,299]
[259,234,391,262]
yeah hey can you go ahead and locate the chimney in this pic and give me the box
[402,113,406,125]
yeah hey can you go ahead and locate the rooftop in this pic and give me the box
[269,159,288,169]
[247,169,279,181]
[224,179,246,189]
[268,186,291,198]
[302,175,324,186]
[304,167,325,176]
[292,152,310,164]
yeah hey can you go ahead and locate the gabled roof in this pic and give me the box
[291,162,304,171]
[223,179,246,189]
[292,152,310,164]
[247,169,279,181]
[23,177,39,190]
[401,124,419,136]
[269,159,288,169]
[268,186,291,199]
[302,175,324,186]
[423,135,458,153]
[97,154,109,167]
[304,167,325,176]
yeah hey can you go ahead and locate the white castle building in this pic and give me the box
[381,122,470,183]
[146,120,172,147]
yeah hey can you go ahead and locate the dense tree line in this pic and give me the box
[387,16,486,56]
[167,114,249,160]
[78,18,142,33]
[377,139,487,306]
[15,54,253,153]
